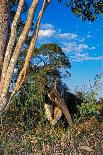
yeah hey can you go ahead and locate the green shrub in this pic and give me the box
[3,82,47,131]
[77,86,100,119]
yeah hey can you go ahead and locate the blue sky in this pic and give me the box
[27,0,103,96]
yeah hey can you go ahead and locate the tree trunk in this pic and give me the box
[0,0,10,77]
[0,0,51,114]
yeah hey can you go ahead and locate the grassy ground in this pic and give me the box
[30,117,103,155]
[1,111,103,155]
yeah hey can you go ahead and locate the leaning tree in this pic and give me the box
[0,0,51,115]
[0,0,102,126]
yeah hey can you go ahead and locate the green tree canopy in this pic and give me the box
[65,0,103,21]
[17,43,71,89]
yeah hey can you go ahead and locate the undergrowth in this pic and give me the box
[0,74,103,154]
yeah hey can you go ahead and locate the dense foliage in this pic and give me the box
[66,0,103,21]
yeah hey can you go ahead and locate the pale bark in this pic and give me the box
[11,0,51,98]
[0,0,51,114]
[0,0,39,97]
[1,0,25,82]
[0,0,10,77]
[0,0,25,97]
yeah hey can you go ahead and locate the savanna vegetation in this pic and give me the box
[0,0,103,154]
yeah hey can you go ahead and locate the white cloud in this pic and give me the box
[71,55,103,62]
[89,46,96,50]
[58,33,78,39]
[37,23,101,62]
[62,42,88,52]
[87,34,92,38]
[77,53,88,57]
[39,23,78,41]
[70,53,88,61]
[40,23,54,30]
[38,23,55,39]
[88,56,103,60]
[77,44,88,51]
[38,29,55,39]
